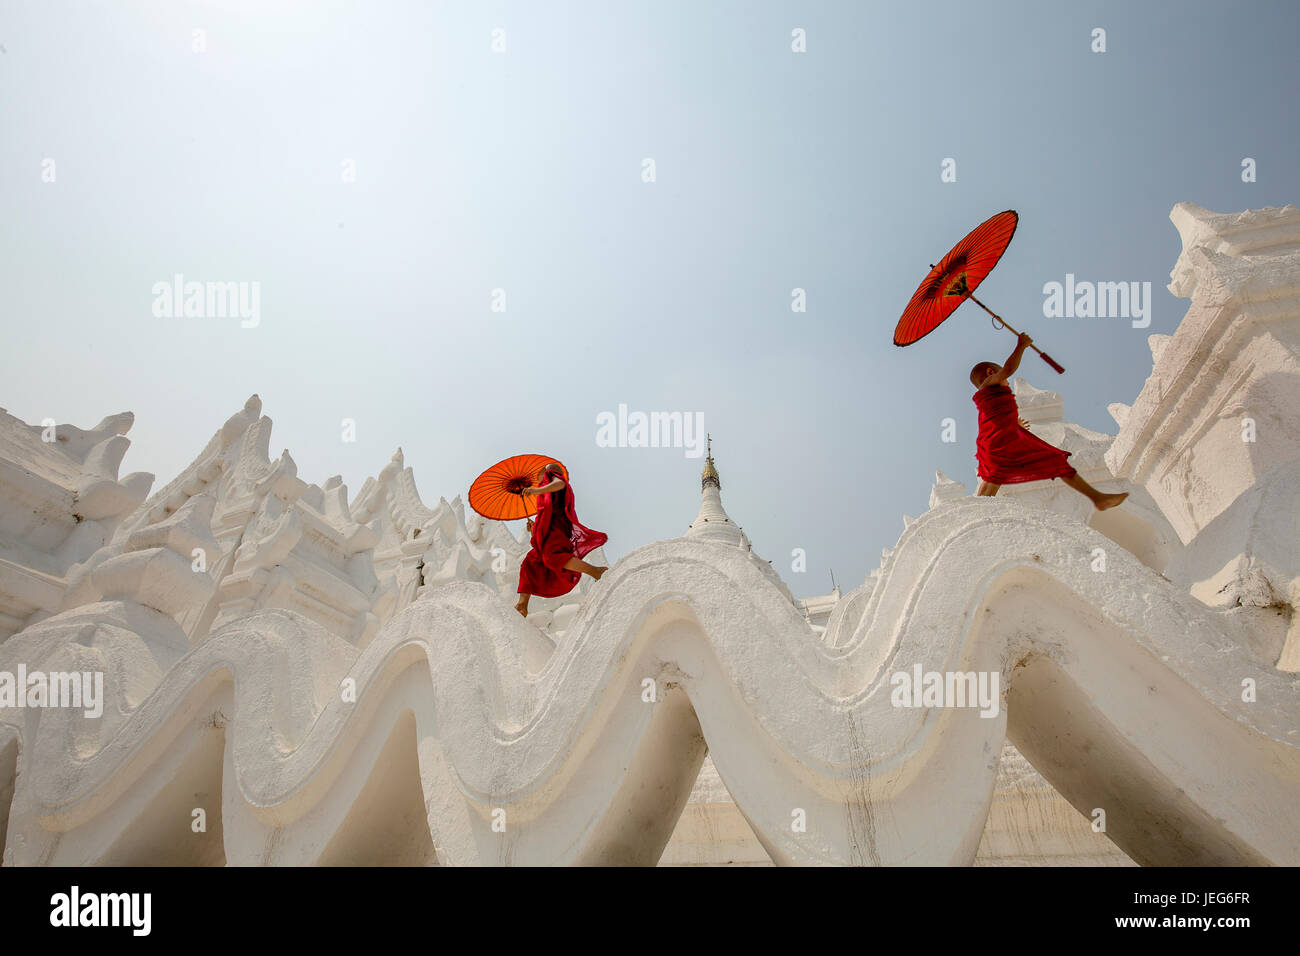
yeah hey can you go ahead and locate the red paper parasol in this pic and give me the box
[468,454,569,522]
[894,210,1064,374]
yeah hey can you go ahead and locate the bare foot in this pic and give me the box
[514,601,528,617]
[591,566,607,581]
[1094,492,1129,511]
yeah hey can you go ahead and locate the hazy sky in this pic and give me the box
[2,1,1297,597]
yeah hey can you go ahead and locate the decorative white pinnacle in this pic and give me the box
[686,439,748,547]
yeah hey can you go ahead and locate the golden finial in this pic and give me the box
[701,433,720,490]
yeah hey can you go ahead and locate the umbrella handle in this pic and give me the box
[967,291,1066,375]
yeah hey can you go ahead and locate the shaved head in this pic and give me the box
[970,362,999,387]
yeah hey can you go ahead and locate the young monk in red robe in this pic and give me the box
[515,462,608,617]
[971,333,1128,510]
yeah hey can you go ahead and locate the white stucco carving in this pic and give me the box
[1,203,1297,866]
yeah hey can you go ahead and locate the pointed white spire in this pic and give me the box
[686,435,749,547]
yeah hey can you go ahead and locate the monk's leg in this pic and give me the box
[515,593,531,616]
[1062,473,1128,510]
[976,481,1001,497]
[563,556,607,580]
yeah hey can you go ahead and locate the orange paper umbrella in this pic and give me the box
[894,210,1064,373]
[468,454,569,522]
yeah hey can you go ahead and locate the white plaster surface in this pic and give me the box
[2,203,1298,866]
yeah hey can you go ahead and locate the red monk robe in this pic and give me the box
[517,476,608,598]
[973,384,1076,485]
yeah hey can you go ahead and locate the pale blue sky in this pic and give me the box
[2,1,1297,596]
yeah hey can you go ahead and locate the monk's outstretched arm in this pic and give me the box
[521,478,565,496]
[991,333,1032,384]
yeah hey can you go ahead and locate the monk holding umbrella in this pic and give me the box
[469,455,608,617]
[895,210,1127,510]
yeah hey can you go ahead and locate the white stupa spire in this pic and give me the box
[686,435,749,547]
